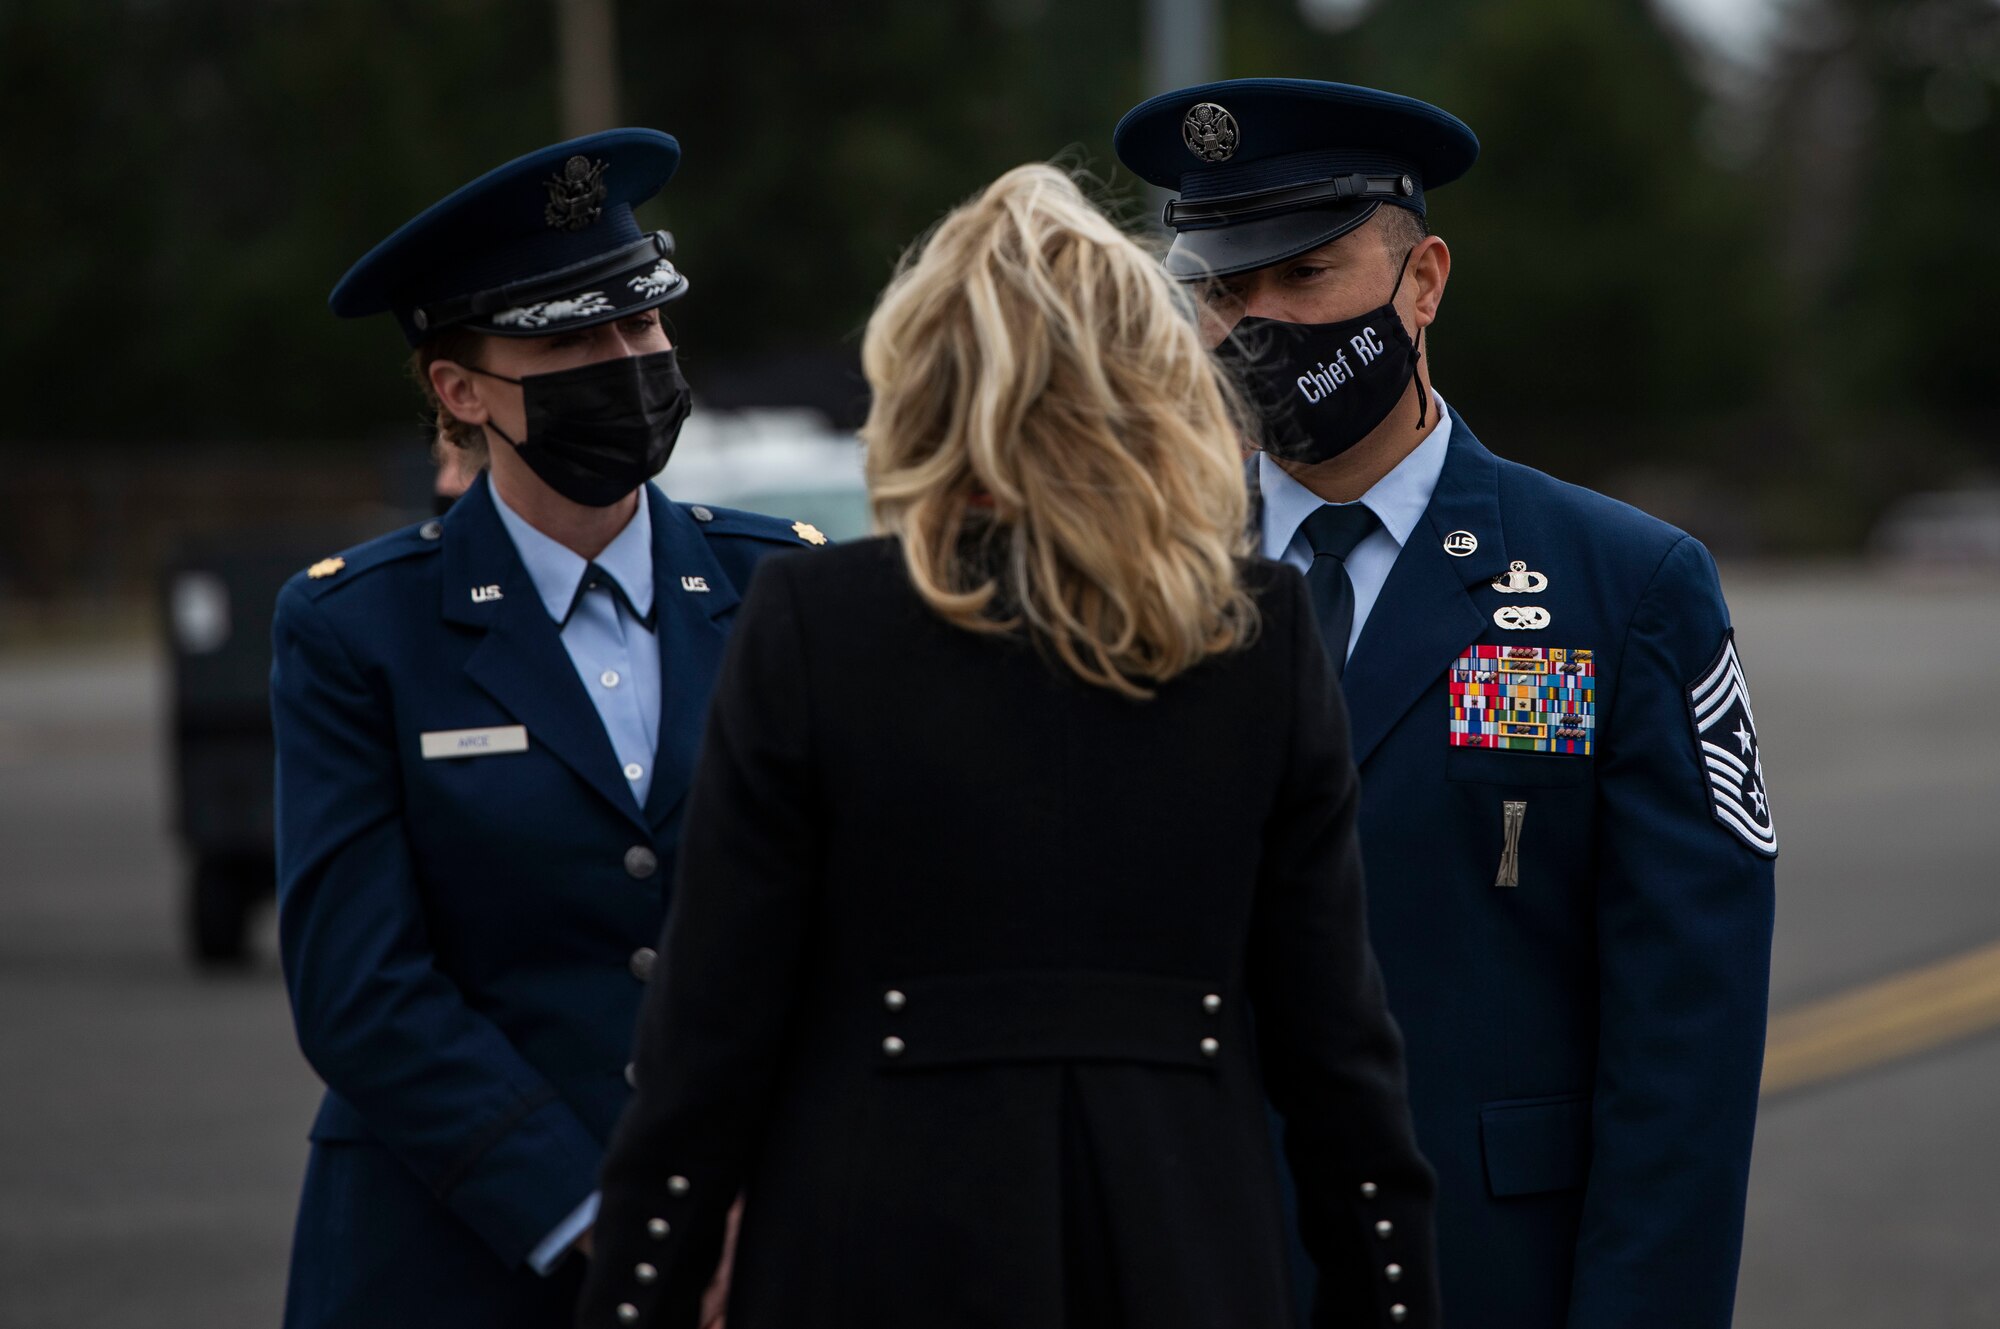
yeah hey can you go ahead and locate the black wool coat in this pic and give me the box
[577,538,1439,1329]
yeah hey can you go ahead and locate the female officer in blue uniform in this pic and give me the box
[1115,81,1777,1328]
[271,129,819,1329]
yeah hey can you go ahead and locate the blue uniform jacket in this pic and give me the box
[270,475,809,1328]
[1284,408,1776,1328]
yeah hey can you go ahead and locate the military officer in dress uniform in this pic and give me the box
[1116,81,1777,1327]
[272,129,823,1329]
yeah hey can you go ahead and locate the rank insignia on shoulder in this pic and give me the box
[1687,632,1777,857]
[307,557,346,580]
[1449,645,1595,755]
[792,521,828,546]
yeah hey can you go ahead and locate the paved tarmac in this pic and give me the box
[0,565,1995,1327]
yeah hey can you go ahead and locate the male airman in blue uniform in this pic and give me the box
[271,129,823,1328]
[1116,81,1777,1327]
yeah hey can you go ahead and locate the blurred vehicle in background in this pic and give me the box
[157,409,864,969]
[660,408,868,540]
[1868,489,2000,572]
[162,521,387,965]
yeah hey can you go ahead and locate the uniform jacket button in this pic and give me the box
[624,846,659,879]
[635,1261,658,1284]
[1390,1305,1408,1323]
[689,505,714,523]
[418,520,443,541]
[1199,1037,1220,1057]
[630,947,658,982]
[1385,1262,1403,1282]
[1202,993,1222,1014]
[1360,1181,1379,1199]
[1375,1220,1394,1238]
[883,989,907,1012]
[882,1036,907,1057]
[667,1175,691,1197]
[617,1304,640,1325]
[646,1218,670,1239]
[624,1062,638,1087]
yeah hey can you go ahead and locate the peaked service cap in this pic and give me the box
[1113,78,1478,281]
[329,128,690,346]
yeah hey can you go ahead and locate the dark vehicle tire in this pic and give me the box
[186,855,265,967]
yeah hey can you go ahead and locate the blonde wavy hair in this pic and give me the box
[863,164,1257,699]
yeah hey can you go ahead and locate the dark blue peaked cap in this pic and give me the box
[1113,78,1478,280]
[329,128,690,346]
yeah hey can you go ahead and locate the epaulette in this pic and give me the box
[680,502,831,549]
[293,518,445,600]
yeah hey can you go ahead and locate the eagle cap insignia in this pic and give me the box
[543,155,608,232]
[792,521,828,546]
[1182,102,1240,163]
[307,557,346,580]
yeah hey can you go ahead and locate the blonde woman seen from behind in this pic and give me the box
[579,165,1440,1329]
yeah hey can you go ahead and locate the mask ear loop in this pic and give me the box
[1387,244,1428,430]
[456,364,526,446]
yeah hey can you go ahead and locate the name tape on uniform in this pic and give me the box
[420,726,530,760]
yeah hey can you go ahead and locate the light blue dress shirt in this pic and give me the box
[491,484,660,1273]
[1258,391,1454,661]
[491,484,663,807]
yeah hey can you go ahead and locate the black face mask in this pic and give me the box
[1215,247,1427,465]
[471,348,693,507]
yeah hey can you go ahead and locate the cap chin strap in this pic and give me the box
[1165,171,1418,230]
[410,230,676,334]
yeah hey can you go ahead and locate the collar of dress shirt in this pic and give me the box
[1258,390,1455,558]
[490,481,655,626]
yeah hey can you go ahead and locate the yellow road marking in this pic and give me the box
[1763,938,2000,1096]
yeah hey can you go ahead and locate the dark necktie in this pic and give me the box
[1299,503,1380,678]
[565,563,656,631]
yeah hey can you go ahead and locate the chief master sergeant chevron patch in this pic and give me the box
[1687,631,1777,857]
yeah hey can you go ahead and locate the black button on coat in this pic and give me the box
[578,538,1438,1329]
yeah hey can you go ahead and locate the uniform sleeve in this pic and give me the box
[1568,536,1776,1328]
[578,557,820,1329]
[271,582,602,1267]
[1249,568,1442,1329]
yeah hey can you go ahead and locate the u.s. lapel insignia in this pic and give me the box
[1491,561,1550,594]
[470,584,503,604]
[1450,646,1596,755]
[792,521,828,546]
[307,557,346,580]
[1688,632,1777,857]
[680,575,710,593]
[1443,530,1479,557]
[1493,605,1551,631]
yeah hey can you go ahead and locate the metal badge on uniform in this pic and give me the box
[1491,561,1549,594]
[420,726,530,760]
[1182,103,1240,162]
[1443,530,1479,557]
[307,557,346,580]
[1493,605,1551,631]
[792,521,828,546]
[470,584,503,603]
[1449,646,1595,755]
[543,155,608,231]
[1687,632,1777,857]
[680,575,710,593]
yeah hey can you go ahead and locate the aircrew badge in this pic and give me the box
[1687,631,1777,857]
[543,155,608,232]
[307,557,346,580]
[792,521,828,547]
[1449,645,1595,755]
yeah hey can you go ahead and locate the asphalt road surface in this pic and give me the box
[1,565,1995,1328]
